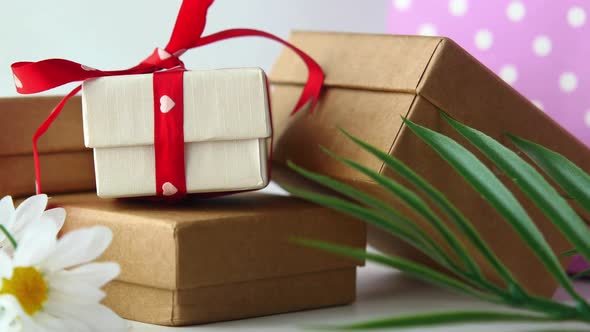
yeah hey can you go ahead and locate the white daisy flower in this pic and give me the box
[0,219,127,332]
[0,195,65,253]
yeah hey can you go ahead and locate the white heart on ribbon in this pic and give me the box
[159,95,175,113]
[173,48,187,57]
[13,74,23,89]
[157,48,172,60]
[162,182,178,196]
[81,64,97,71]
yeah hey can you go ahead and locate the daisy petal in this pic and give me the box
[0,295,48,332]
[49,262,119,288]
[44,302,128,332]
[34,312,68,332]
[40,208,66,234]
[13,220,57,267]
[47,281,106,304]
[0,295,21,332]
[0,251,13,279]
[61,318,92,332]
[42,226,112,272]
[12,194,48,237]
[0,196,15,228]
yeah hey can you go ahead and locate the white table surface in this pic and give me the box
[129,184,587,331]
[129,261,588,332]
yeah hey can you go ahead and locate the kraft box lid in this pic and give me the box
[0,96,95,197]
[52,192,366,325]
[0,96,86,156]
[55,192,366,290]
[268,31,590,297]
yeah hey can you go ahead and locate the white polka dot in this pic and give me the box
[532,100,544,111]
[500,65,518,85]
[393,0,412,11]
[568,7,586,28]
[418,24,438,36]
[449,0,468,16]
[560,72,578,93]
[474,29,493,50]
[533,36,552,57]
[507,1,526,22]
[585,111,590,128]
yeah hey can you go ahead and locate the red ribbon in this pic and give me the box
[153,70,187,198]
[11,0,324,195]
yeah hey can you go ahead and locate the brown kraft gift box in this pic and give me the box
[53,192,366,326]
[0,96,95,197]
[269,31,590,297]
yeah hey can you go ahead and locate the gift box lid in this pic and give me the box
[55,192,366,291]
[269,32,590,182]
[82,68,272,149]
[0,96,85,156]
[270,32,441,93]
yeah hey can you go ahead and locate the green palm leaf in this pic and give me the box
[318,148,483,281]
[285,115,590,329]
[339,129,520,292]
[287,162,454,268]
[438,113,590,308]
[283,186,432,256]
[310,311,558,330]
[293,238,497,302]
[508,134,590,215]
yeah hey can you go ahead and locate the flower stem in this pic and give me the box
[0,225,17,250]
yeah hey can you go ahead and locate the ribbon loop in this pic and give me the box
[141,48,186,71]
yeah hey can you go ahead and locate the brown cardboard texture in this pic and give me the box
[54,192,366,326]
[0,96,95,197]
[269,32,590,297]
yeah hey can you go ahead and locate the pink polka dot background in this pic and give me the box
[389,0,590,145]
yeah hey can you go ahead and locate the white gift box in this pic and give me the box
[81,68,271,198]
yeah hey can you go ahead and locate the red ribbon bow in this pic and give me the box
[11,0,324,195]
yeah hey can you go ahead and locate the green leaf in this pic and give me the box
[0,225,17,250]
[287,161,453,267]
[508,134,590,215]
[436,113,589,307]
[340,129,520,292]
[284,185,470,275]
[293,238,498,302]
[560,249,578,258]
[308,311,556,330]
[318,147,483,281]
[573,268,590,280]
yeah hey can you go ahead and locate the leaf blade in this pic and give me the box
[283,185,461,268]
[294,238,497,302]
[287,161,454,267]
[311,311,558,330]
[437,113,588,305]
[319,147,483,280]
[340,129,521,291]
[508,134,590,216]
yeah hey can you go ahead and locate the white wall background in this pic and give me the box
[0,0,388,97]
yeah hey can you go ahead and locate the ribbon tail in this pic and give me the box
[196,29,325,115]
[291,62,323,115]
[33,85,82,194]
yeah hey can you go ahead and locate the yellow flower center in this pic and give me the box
[0,267,48,315]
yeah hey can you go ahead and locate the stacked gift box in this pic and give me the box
[5,7,590,327]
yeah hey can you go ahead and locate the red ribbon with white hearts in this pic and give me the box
[11,0,324,196]
[153,70,187,198]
